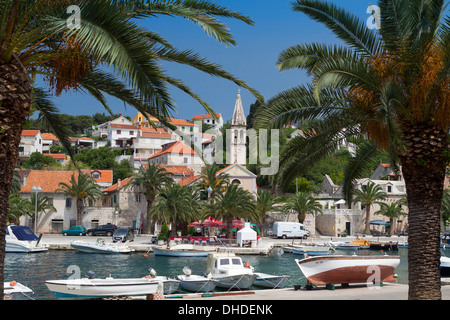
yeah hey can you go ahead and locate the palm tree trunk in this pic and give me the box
[364,205,371,235]
[400,125,448,300]
[76,199,83,226]
[146,197,155,234]
[0,58,33,300]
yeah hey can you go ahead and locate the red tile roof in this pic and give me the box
[149,141,195,159]
[178,175,201,186]
[41,132,58,141]
[21,130,40,137]
[20,169,113,193]
[110,123,139,130]
[102,177,133,192]
[192,113,222,120]
[165,118,196,126]
[158,165,193,176]
[45,153,67,160]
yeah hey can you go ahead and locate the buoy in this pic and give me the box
[244,261,250,268]
[9,281,16,287]
[145,275,151,279]
[143,254,149,257]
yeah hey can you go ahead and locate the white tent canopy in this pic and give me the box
[236,223,257,247]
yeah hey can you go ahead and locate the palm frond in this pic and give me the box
[291,0,382,57]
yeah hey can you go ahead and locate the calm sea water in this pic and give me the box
[4,248,413,300]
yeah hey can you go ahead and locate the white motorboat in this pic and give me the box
[145,268,180,294]
[70,239,134,254]
[295,255,400,286]
[45,273,161,299]
[253,273,290,289]
[4,281,33,299]
[329,241,359,251]
[281,244,304,253]
[152,244,216,257]
[6,225,48,253]
[177,267,217,293]
[206,252,257,290]
[441,255,450,276]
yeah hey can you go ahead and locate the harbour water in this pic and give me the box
[5,247,412,300]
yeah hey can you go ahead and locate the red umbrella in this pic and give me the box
[203,217,223,227]
[189,220,202,227]
[232,219,245,229]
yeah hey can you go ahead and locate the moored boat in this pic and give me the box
[329,241,359,251]
[206,252,257,290]
[6,225,48,253]
[45,275,161,299]
[177,267,217,293]
[70,239,133,254]
[4,281,33,299]
[152,244,216,257]
[295,255,400,286]
[441,255,450,276]
[253,273,290,289]
[368,241,398,251]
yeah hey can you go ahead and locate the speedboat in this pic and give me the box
[6,225,48,253]
[145,268,180,294]
[4,281,33,299]
[176,267,218,293]
[206,252,257,290]
[253,273,290,289]
[152,244,216,257]
[45,272,161,299]
[441,255,450,276]
[329,241,359,251]
[70,238,134,254]
[295,255,400,287]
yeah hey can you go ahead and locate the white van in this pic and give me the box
[272,222,309,239]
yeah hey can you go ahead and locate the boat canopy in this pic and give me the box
[10,226,39,241]
[370,220,391,226]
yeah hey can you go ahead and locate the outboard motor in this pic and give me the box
[86,271,96,279]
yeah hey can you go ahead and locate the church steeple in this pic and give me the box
[230,89,246,166]
[231,89,246,127]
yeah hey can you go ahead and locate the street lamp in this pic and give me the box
[32,186,42,234]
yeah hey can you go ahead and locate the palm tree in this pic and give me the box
[198,164,229,204]
[57,173,102,226]
[7,195,32,225]
[255,190,281,236]
[283,191,322,224]
[256,0,449,300]
[150,184,201,238]
[376,201,407,236]
[29,193,57,232]
[126,164,173,233]
[208,183,257,239]
[352,182,387,235]
[0,0,262,298]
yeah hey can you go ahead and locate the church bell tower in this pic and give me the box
[230,89,247,166]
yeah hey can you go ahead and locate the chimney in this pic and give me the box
[43,164,47,171]
[117,179,121,189]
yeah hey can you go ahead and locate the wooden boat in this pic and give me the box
[349,238,370,249]
[177,275,218,293]
[281,244,304,253]
[70,239,133,254]
[45,276,161,299]
[152,244,216,257]
[206,252,257,290]
[292,245,331,256]
[295,255,400,286]
[253,273,290,289]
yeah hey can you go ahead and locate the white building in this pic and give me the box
[148,141,204,175]
[108,123,139,148]
[19,130,43,161]
[191,113,223,131]
[90,113,133,139]
[133,127,175,162]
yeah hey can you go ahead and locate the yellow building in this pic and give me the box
[131,112,160,127]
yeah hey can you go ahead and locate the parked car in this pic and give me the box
[87,224,117,236]
[112,227,135,243]
[62,226,86,236]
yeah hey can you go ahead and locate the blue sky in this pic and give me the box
[44,0,382,122]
